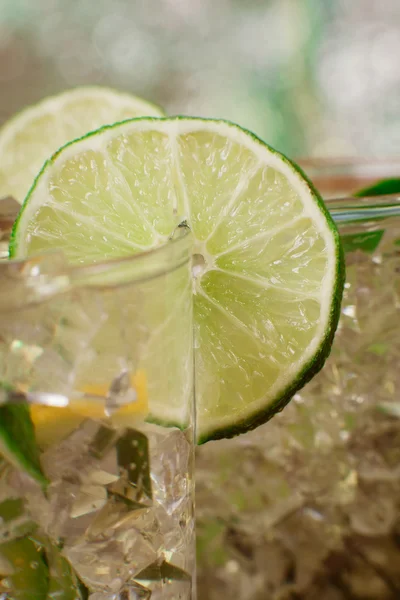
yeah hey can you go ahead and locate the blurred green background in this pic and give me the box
[0,0,399,159]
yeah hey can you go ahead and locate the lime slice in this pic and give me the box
[10,118,344,443]
[0,86,164,204]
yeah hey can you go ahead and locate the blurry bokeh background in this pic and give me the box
[0,0,399,159]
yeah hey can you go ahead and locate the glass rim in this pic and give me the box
[3,221,192,274]
[0,225,192,312]
[64,222,192,283]
[298,157,400,223]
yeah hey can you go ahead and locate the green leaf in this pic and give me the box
[0,498,37,541]
[355,178,400,197]
[341,230,384,254]
[0,537,49,599]
[0,403,47,486]
[46,547,89,600]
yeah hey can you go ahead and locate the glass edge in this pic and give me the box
[0,226,193,312]
[68,224,193,287]
[298,158,400,223]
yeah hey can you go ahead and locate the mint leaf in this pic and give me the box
[0,403,47,485]
[46,547,89,600]
[341,230,384,254]
[355,178,400,197]
[0,537,49,599]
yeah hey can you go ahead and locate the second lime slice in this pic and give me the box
[0,86,164,204]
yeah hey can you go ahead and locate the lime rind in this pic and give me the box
[198,154,345,443]
[10,117,345,444]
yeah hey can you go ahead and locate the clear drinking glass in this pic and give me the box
[196,159,400,600]
[0,226,195,599]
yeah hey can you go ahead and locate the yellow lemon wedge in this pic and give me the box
[30,371,148,448]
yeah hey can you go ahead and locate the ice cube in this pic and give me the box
[149,428,192,516]
[42,420,110,480]
[89,424,120,460]
[120,582,152,599]
[86,497,162,556]
[152,504,193,570]
[109,428,152,505]
[346,535,400,593]
[133,559,192,600]
[348,487,396,536]
[64,520,158,593]
[105,370,137,414]
[273,507,343,592]
[338,548,395,599]
[70,484,108,519]
[40,421,120,544]
[89,581,152,599]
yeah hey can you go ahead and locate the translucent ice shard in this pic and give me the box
[0,255,104,400]
[89,581,152,599]
[40,421,119,544]
[149,428,191,516]
[106,370,137,414]
[110,429,152,505]
[135,559,191,582]
[134,559,192,600]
